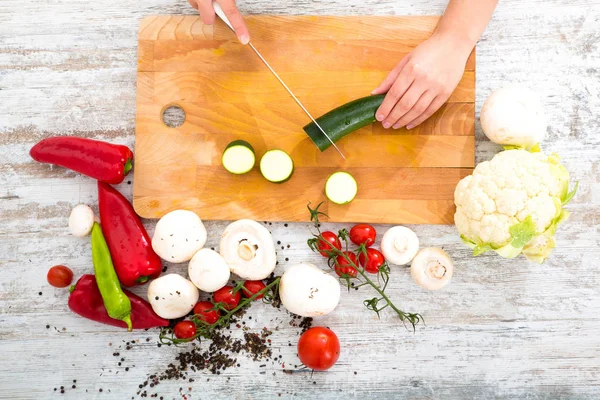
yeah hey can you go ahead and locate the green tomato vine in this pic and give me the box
[306,202,423,331]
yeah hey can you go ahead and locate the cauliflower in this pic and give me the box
[454,149,577,263]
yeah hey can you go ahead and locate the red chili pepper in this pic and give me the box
[98,182,162,287]
[30,136,133,184]
[68,274,168,329]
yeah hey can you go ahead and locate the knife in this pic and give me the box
[212,3,346,159]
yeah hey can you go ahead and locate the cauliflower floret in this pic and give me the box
[518,194,557,232]
[478,213,518,245]
[454,149,574,263]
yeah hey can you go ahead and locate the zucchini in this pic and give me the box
[303,95,385,151]
[222,140,255,174]
[260,149,294,183]
[325,172,357,205]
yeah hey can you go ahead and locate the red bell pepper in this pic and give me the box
[68,274,168,329]
[30,136,133,184]
[98,182,162,286]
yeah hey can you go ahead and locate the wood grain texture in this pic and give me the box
[133,15,475,222]
[1,0,600,399]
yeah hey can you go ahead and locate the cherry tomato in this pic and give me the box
[358,248,386,274]
[349,224,377,247]
[242,280,266,300]
[174,320,197,339]
[334,252,358,278]
[297,327,340,371]
[316,231,342,257]
[47,265,74,288]
[213,286,241,310]
[192,301,221,325]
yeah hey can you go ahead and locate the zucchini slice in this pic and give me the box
[325,172,358,205]
[222,140,256,174]
[303,95,385,151]
[260,150,294,183]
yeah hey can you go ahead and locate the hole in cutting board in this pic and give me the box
[162,105,186,128]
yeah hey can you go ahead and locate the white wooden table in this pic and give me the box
[1,1,599,398]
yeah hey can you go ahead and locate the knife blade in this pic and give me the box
[212,3,346,159]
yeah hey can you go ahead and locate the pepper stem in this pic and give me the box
[136,276,149,284]
[123,315,133,332]
[69,285,76,293]
[124,159,133,175]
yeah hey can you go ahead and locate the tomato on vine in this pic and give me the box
[359,248,386,274]
[174,321,196,339]
[242,280,266,300]
[350,224,376,247]
[193,301,221,325]
[213,286,241,310]
[334,252,358,277]
[316,231,342,257]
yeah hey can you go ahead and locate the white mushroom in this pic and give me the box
[380,226,420,265]
[68,204,95,238]
[279,263,341,317]
[410,248,454,290]
[152,210,207,263]
[480,85,547,148]
[219,219,276,280]
[188,249,231,293]
[147,274,199,319]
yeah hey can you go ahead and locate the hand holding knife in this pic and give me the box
[210,2,346,159]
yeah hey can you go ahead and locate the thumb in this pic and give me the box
[372,56,409,95]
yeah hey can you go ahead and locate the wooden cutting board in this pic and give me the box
[133,15,475,224]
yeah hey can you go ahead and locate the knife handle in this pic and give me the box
[212,2,234,32]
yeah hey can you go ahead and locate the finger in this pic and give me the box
[391,90,436,129]
[188,0,199,10]
[197,0,216,24]
[217,0,250,44]
[405,95,448,130]
[381,82,426,129]
[375,70,415,124]
[371,56,410,95]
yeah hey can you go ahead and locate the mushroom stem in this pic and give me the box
[410,247,453,290]
[426,261,447,280]
[394,236,408,253]
[237,240,257,261]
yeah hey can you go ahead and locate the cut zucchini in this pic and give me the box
[325,172,357,204]
[260,150,294,183]
[303,94,385,151]
[222,140,255,174]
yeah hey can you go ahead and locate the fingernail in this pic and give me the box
[382,122,391,129]
[239,34,250,45]
[406,124,414,130]
[376,114,384,121]
[392,124,401,129]
[371,89,378,94]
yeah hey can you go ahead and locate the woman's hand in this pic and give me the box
[188,0,250,44]
[372,32,472,130]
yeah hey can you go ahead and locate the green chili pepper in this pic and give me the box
[91,222,133,331]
